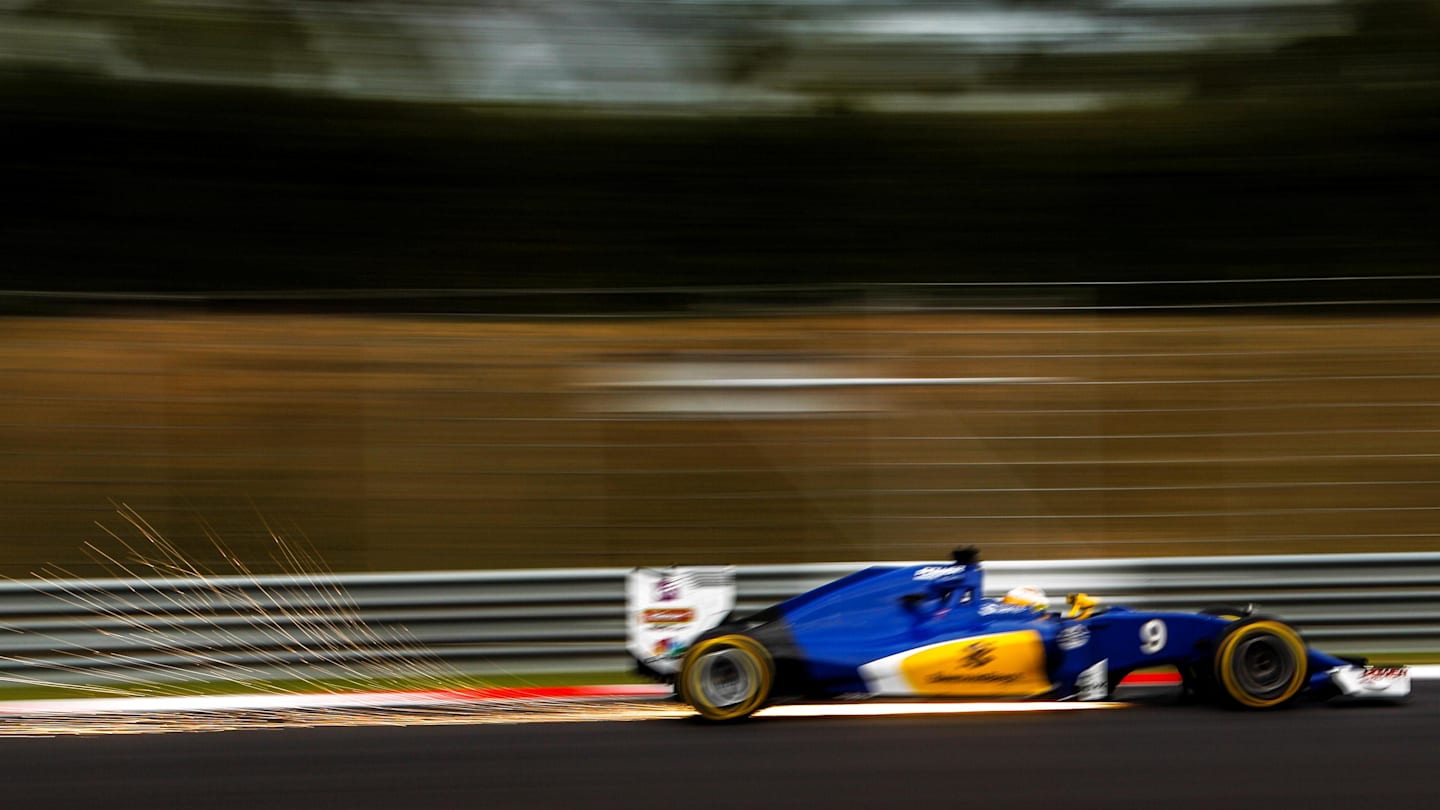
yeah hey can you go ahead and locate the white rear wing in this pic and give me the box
[626,566,737,676]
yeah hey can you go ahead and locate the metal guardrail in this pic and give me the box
[2,553,1438,688]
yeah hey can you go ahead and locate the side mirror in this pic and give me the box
[1067,592,1100,620]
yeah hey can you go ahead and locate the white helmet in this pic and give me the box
[1002,585,1049,612]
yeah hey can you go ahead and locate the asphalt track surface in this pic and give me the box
[2,685,1435,809]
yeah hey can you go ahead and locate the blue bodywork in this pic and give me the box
[737,559,1351,700]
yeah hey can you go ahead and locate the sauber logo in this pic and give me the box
[927,642,1012,683]
[962,642,997,669]
[1056,624,1090,651]
[895,631,1052,695]
[913,565,965,581]
[641,608,695,626]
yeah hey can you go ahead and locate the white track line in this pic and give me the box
[2,668,1434,717]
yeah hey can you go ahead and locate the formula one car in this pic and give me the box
[626,548,1410,720]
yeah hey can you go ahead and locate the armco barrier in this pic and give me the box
[1,553,1438,687]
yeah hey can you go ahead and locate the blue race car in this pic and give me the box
[627,548,1410,721]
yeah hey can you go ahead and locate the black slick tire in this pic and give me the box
[677,634,774,722]
[1211,618,1308,709]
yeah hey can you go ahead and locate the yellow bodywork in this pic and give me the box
[898,631,1053,697]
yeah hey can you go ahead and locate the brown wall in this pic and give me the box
[2,312,1437,577]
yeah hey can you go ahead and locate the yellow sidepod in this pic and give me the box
[897,631,1053,697]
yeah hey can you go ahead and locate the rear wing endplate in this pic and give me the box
[625,566,737,676]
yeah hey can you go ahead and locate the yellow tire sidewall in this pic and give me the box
[678,635,774,721]
[1215,620,1307,708]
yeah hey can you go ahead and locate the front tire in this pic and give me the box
[1212,618,1308,709]
[677,634,774,721]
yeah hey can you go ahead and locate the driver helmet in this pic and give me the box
[1002,585,1049,612]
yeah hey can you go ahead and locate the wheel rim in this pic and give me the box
[694,648,754,708]
[1231,634,1296,700]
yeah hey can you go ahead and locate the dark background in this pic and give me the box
[3,2,1440,575]
[3,71,1438,311]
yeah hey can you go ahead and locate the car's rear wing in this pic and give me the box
[626,566,737,677]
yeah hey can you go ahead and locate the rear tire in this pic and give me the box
[677,635,774,721]
[1212,618,1307,709]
